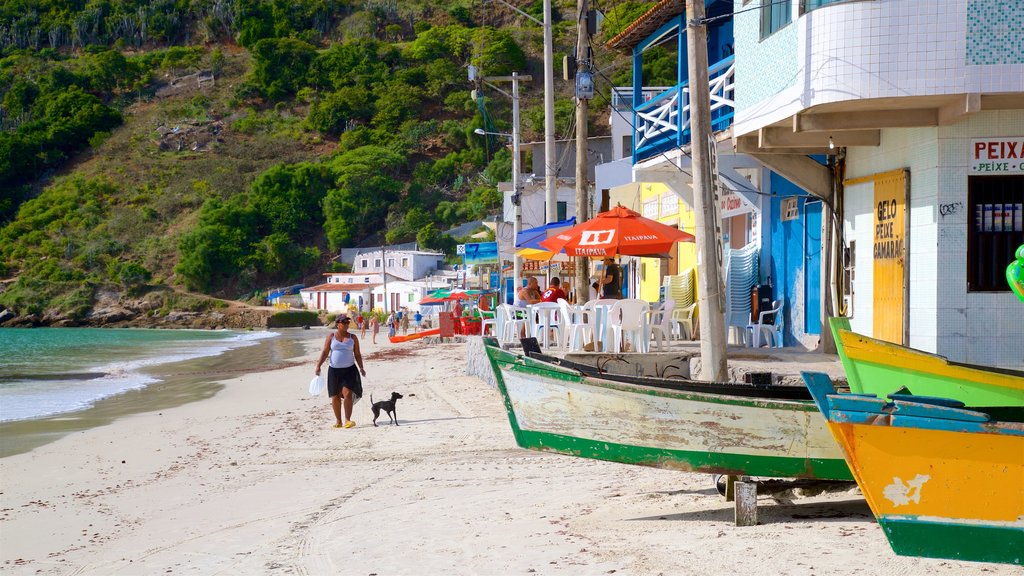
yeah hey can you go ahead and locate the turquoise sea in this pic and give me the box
[0,327,278,423]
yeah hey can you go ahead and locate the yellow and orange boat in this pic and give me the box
[803,372,1024,565]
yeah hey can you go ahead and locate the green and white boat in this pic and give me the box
[484,343,852,480]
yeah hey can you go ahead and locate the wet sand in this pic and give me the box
[0,329,311,458]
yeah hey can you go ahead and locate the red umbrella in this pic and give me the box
[540,204,695,257]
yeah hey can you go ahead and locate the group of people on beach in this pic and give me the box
[514,257,623,306]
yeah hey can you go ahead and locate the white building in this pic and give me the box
[352,248,447,282]
[300,273,382,313]
[731,0,1024,367]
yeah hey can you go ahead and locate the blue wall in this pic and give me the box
[765,173,822,346]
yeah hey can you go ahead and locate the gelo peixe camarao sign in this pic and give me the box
[971,138,1024,174]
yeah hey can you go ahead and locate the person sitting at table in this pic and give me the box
[540,277,567,303]
[514,277,542,307]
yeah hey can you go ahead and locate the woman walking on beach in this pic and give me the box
[315,314,366,428]
[370,315,380,344]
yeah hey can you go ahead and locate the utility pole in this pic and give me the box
[543,0,557,224]
[476,73,532,302]
[490,0,558,225]
[574,0,591,303]
[686,0,728,381]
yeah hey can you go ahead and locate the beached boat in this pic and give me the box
[802,372,1024,565]
[484,343,853,480]
[830,317,1024,407]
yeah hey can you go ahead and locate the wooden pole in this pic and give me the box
[543,0,557,224]
[685,0,728,381]
[574,0,591,304]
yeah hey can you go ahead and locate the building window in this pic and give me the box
[361,259,368,268]
[802,0,858,14]
[781,197,799,221]
[388,258,395,267]
[557,201,568,221]
[374,259,381,268]
[967,175,1023,292]
[402,257,409,267]
[408,293,414,302]
[760,0,791,39]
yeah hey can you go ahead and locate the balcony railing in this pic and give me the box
[633,55,735,162]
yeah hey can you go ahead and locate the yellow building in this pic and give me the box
[608,182,697,302]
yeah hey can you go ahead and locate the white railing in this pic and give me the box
[633,56,736,157]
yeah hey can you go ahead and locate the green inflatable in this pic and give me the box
[1009,244,1024,302]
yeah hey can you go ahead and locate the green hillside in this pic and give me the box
[0,0,648,326]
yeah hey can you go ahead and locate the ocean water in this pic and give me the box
[0,327,276,423]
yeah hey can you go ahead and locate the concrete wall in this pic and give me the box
[844,110,1024,368]
[733,0,1024,137]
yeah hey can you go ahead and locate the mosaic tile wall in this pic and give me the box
[967,0,1024,65]
[733,1,798,111]
[733,0,1024,136]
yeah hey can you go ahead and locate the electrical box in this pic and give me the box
[575,71,594,100]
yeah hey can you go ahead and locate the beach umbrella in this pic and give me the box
[540,204,695,258]
[516,218,574,262]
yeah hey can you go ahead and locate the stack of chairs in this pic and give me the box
[724,243,760,345]
[665,268,698,340]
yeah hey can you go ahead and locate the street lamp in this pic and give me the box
[474,128,511,138]
[471,74,526,303]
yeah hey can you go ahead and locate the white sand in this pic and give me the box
[1,331,1015,575]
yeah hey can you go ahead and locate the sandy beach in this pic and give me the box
[1,331,1015,575]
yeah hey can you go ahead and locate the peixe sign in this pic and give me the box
[971,138,1024,174]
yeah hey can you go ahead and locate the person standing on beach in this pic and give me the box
[601,257,623,299]
[356,313,366,338]
[370,315,380,344]
[315,314,366,429]
[400,309,410,334]
[386,310,396,339]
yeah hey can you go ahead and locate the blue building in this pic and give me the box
[607,0,829,349]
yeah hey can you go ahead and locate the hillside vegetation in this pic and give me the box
[0,0,658,326]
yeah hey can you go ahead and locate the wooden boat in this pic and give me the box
[830,317,1024,407]
[484,343,853,480]
[803,372,1024,565]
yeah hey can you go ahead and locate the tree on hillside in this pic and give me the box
[250,37,317,100]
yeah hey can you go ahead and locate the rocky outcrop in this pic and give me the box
[0,287,285,330]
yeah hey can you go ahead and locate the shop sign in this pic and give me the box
[719,191,751,218]
[970,138,1024,174]
[521,260,569,272]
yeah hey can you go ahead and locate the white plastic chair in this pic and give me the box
[607,299,650,353]
[497,304,528,345]
[746,299,784,348]
[648,298,676,352]
[557,298,589,351]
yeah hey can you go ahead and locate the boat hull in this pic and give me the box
[804,372,1024,565]
[830,317,1024,407]
[487,346,852,480]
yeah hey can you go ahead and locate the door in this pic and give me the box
[871,170,908,344]
[804,200,822,335]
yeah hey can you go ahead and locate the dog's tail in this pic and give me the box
[370,393,374,405]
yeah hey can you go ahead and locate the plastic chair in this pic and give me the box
[480,310,496,337]
[497,304,528,345]
[557,298,589,351]
[648,298,676,352]
[667,269,698,340]
[746,299,784,348]
[607,299,650,353]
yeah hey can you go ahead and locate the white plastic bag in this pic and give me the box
[309,374,325,396]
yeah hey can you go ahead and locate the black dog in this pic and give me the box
[370,392,403,426]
